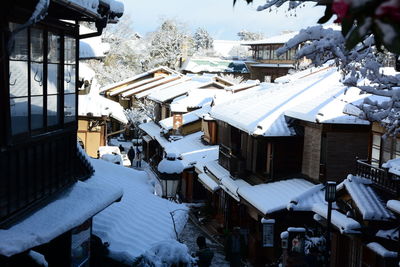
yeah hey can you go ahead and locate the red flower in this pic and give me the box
[376,0,400,22]
[332,0,350,23]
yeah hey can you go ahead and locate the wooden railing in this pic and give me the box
[356,159,399,195]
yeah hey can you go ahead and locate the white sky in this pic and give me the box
[121,0,329,40]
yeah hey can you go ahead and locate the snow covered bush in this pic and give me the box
[132,239,195,267]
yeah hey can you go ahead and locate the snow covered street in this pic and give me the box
[179,217,230,267]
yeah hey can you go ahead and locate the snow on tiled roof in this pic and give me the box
[387,200,400,214]
[198,173,220,192]
[210,67,341,136]
[238,179,314,215]
[287,184,325,211]
[139,121,170,148]
[147,79,213,103]
[65,0,123,16]
[367,242,398,258]
[376,227,398,241]
[88,159,188,263]
[343,175,395,221]
[159,106,211,130]
[109,76,165,97]
[382,158,400,176]
[134,76,191,99]
[170,89,231,113]
[312,203,361,234]
[204,160,230,181]
[79,92,128,124]
[242,31,298,45]
[122,75,184,98]
[285,75,370,125]
[163,132,219,170]
[221,177,250,202]
[0,171,123,257]
[99,66,178,93]
[182,57,249,74]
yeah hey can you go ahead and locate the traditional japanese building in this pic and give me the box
[0,0,124,266]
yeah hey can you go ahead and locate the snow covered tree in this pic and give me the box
[145,19,193,70]
[193,27,214,51]
[235,0,400,54]
[83,15,142,86]
[237,30,264,41]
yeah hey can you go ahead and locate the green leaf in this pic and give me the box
[317,5,333,24]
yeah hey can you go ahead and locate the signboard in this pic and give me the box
[71,219,92,267]
[173,114,183,130]
[262,223,274,247]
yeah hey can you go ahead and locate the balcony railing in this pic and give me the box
[356,159,399,195]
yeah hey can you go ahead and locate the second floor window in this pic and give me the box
[9,23,77,137]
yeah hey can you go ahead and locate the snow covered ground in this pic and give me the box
[87,159,189,264]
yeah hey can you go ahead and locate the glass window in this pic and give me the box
[47,95,59,126]
[64,94,76,123]
[31,96,44,130]
[9,61,28,97]
[10,97,29,134]
[31,28,44,62]
[9,25,28,60]
[47,63,59,95]
[48,32,60,63]
[64,65,76,94]
[64,37,76,64]
[31,62,44,96]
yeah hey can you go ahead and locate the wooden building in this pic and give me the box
[0,0,123,266]
[242,31,308,82]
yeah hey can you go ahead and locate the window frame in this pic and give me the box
[7,20,79,143]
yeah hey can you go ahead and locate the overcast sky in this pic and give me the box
[121,0,329,40]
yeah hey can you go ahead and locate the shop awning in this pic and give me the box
[198,173,220,192]
[0,179,123,257]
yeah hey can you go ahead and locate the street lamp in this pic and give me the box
[325,181,336,267]
[157,153,185,199]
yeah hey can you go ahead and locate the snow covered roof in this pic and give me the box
[382,158,400,176]
[182,57,249,74]
[170,90,231,113]
[376,227,399,241]
[312,203,361,234]
[122,75,184,98]
[343,175,395,221]
[88,159,188,263]
[134,76,191,100]
[211,66,370,137]
[158,157,185,174]
[147,78,217,103]
[79,62,96,81]
[284,75,370,125]
[220,177,250,202]
[197,173,220,192]
[79,25,110,59]
[79,92,128,124]
[163,132,219,170]
[139,121,170,148]
[387,200,400,214]
[242,31,298,45]
[159,106,211,130]
[287,184,325,211]
[210,67,333,136]
[367,242,398,258]
[0,174,123,257]
[237,179,314,215]
[60,0,123,18]
[109,76,165,97]
[204,160,230,181]
[99,66,178,93]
